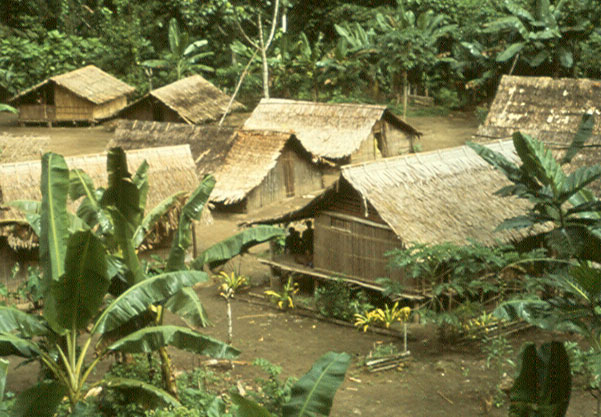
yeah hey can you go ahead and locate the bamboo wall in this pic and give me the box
[246,145,323,211]
[383,122,413,155]
[350,132,381,164]
[54,85,95,120]
[314,211,403,284]
[120,99,183,123]
[18,105,57,122]
[92,96,127,120]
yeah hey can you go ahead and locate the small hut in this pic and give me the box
[0,145,201,256]
[0,133,49,163]
[210,130,323,213]
[242,98,421,166]
[249,141,536,288]
[109,119,236,176]
[118,75,244,124]
[9,65,135,125]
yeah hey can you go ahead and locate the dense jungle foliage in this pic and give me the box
[1,0,600,107]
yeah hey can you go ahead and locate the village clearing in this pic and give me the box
[0,111,595,416]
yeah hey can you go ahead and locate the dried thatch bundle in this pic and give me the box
[0,133,49,163]
[10,65,135,105]
[109,119,236,176]
[243,98,420,160]
[0,145,207,250]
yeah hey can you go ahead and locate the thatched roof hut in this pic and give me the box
[109,119,236,176]
[211,130,323,212]
[242,98,421,164]
[0,133,49,163]
[248,141,536,285]
[0,145,202,251]
[10,65,135,124]
[118,75,244,125]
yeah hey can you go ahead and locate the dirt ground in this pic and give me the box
[0,112,596,416]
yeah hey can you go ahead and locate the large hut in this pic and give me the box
[109,119,236,176]
[0,133,49,163]
[249,141,536,289]
[242,98,421,167]
[118,75,244,124]
[0,145,201,261]
[9,65,135,125]
[210,130,323,213]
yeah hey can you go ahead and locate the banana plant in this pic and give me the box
[0,153,239,416]
[232,351,351,417]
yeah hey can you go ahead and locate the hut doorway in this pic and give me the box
[282,152,295,197]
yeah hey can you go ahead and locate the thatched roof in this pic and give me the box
[10,65,135,104]
[211,130,306,205]
[135,75,244,124]
[109,119,236,176]
[0,133,49,163]
[0,145,203,250]
[249,141,538,246]
[242,98,420,160]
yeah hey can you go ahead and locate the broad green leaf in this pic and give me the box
[6,200,41,214]
[513,132,566,193]
[165,286,211,328]
[40,153,69,283]
[108,325,239,358]
[467,141,521,182]
[50,230,109,330]
[484,16,528,38]
[168,18,181,56]
[0,104,17,114]
[505,2,535,22]
[494,299,584,333]
[0,306,47,336]
[108,207,144,285]
[232,393,275,417]
[132,161,149,215]
[132,192,185,249]
[0,358,7,402]
[0,333,40,357]
[11,381,67,417]
[101,147,142,228]
[140,59,169,69]
[528,50,549,67]
[93,270,207,334]
[496,42,526,62]
[283,351,351,417]
[496,215,536,231]
[207,397,227,417]
[558,166,601,203]
[557,46,573,68]
[104,377,180,408]
[192,225,285,270]
[166,175,216,271]
[567,263,601,301]
[561,114,594,164]
[68,169,96,201]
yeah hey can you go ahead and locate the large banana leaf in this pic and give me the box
[103,377,180,409]
[68,169,96,201]
[166,175,215,271]
[101,147,142,228]
[50,230,109,330]
[0,306,47,336]
[232,393,274,417]
[132,191,185,249]
[40,153,69,284]
[466,141,522,183]
[69,169,112,232]
[108,207,144,286]
[165,286,211,328]
[561,114,593,164]
[93,270,207,334]
[0,333,40,357]
[192,225,284,270]
[132,160,149,214]
[0,358,7,402]
[6,200,41,214]
[282,351,351,417]
[108,325,239,358]
[11,381,67,417]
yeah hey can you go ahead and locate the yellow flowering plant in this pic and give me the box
[264,277,299,310]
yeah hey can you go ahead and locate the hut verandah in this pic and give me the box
[9,65,135,124]
[242,98,421,167]
[0,145,201,259]
[210,130,323,213]
[109,119,237,176]
[250,141,536,289]
[118,75,245,124]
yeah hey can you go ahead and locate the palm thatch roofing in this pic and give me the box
[0,145,204,250]
[109,119,236,176]
[242,98,420,160]
[10,65,135,104]
[210,130,308,205]
[249,141,538,246]
[0,133,49,163]
[124,75,244,124]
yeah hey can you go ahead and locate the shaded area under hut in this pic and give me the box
[117,75,245,124]
[245,141,540,293]
[109,119,236,177]
[9,65,135,125]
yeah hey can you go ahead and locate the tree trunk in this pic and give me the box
[258,17,270,99]
[226,298,233,345]
[159,346,178,399]
[402,71,409,120]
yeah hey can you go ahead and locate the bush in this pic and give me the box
[314,279,373,321]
